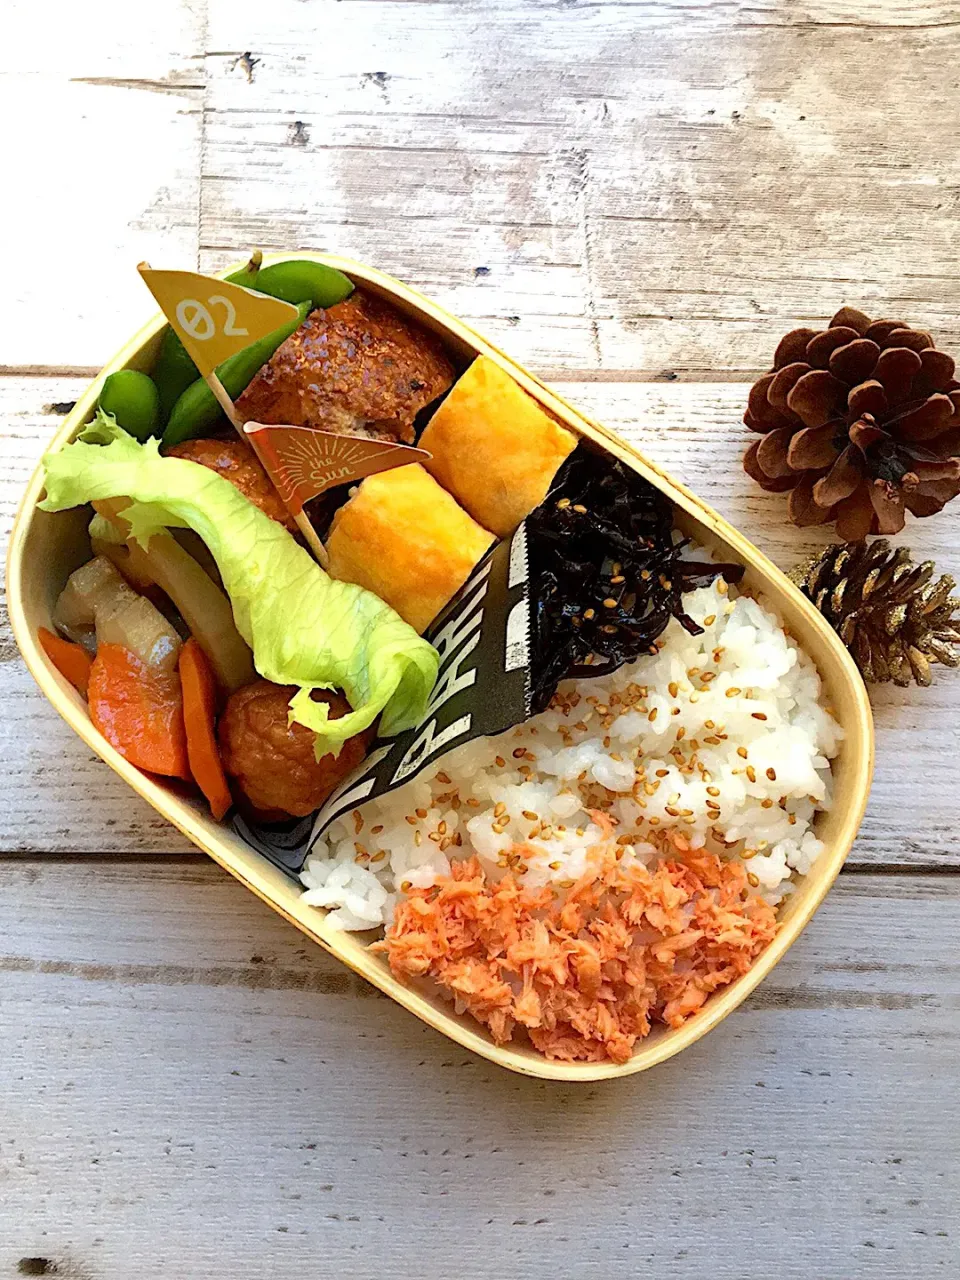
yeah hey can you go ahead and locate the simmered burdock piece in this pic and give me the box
[235,290,455,444]
[218,680,371,819]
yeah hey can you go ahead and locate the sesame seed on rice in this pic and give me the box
[301,577,841,930]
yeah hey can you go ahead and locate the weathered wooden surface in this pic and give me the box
[2,860,958,1279]
[4,0,960,1273]
[2,0,202,369]
[7,1,960,374]
[198,0,960,372]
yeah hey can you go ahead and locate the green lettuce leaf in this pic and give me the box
[40,413,439,755]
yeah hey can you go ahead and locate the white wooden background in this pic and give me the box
[3,2,959,1276]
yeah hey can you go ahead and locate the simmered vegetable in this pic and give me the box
[96,592,182,671]
[179,639,232,820]
[37,627,93,696]
[88,643,190,779]
[92,499,255,694]
[41,418,439,755]
[55,555,181,672]
[88,529,156,594]
[54,555,125,632]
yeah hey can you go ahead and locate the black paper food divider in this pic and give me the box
[234,526,535,876]
[234,442,740,879]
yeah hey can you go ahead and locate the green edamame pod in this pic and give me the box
[154,326,201,421]
[99,369,162,442]
[152,251,265,422]
[253,260,353,311]
[162,300,311,448]
[225,249,263,290]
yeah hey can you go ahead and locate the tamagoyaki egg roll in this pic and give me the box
[325,464,495,634]
[418,356,578,537]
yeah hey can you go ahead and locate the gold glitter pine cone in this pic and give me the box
[743,307,960,540]
[790,539,960,687]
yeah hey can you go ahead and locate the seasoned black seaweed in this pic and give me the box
[528,444,744,711]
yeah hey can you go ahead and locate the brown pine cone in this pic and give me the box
[791,539,960,687]
[743,308,960,540]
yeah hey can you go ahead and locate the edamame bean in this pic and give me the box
[253,260,353,311]
[162,301,311,448]
[226,249,263,290]
[99,369,162,441]
[154,326,201,421]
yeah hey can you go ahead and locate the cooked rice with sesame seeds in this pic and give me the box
[300,578,842,931]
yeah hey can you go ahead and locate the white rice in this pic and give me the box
[300,578,843,931]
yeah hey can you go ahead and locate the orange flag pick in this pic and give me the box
[137,265,298,378]
[244,424,431,514]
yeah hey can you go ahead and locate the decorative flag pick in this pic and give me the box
[137,263,330,565]
[243,423,431,514]
[137,265,299,380]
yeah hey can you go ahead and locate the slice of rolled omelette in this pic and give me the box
[418,356,578,537]
[325,464,494,634]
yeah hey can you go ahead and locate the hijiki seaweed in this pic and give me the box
[528,444,744,711]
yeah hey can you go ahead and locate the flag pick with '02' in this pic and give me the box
[137,265,300,379]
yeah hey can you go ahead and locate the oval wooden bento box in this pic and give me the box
[7,253,875,1081]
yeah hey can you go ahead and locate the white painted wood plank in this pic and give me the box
[1,0,202,369]
[739,1,960,24]
[0,859,956,1278]
[6,0,204,78]
[199,114,596,368]
[2,374,958,864]
[200,0,960,372]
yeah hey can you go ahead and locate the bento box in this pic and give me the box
[7,253,874,1081]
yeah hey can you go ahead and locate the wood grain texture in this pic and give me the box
[1,859,957,1279]
[1,0,202,370]
[199,0,960,372]
[5,0,960,1270]
[3,374,959,864]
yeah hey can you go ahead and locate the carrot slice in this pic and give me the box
[179,638,232,820]
[88,643,190,780]
[38,627,93,697]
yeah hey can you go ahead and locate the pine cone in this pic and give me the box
[744,308,960,540]
[791,539,960,686]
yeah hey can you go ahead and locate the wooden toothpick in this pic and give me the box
[204,369,330,570]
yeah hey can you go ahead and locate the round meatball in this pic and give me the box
[167,438,295,529]
[219,681,369,818]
